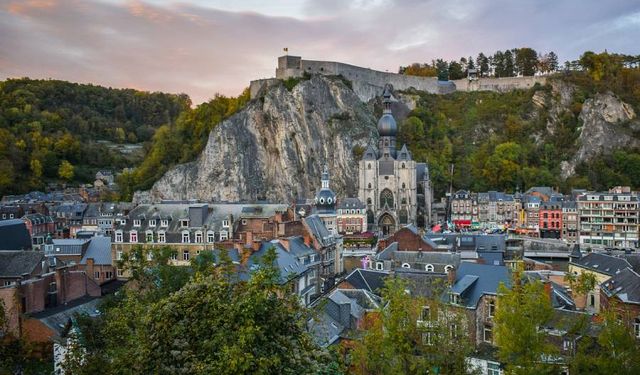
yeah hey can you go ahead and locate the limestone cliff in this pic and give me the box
[134,76,377,203]
[560,91,639,178]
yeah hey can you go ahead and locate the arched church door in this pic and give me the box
[378,213,396,236]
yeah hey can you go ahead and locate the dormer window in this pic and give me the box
[182,231,190,243]
[207,231,215,243]
[120,219,126,225]
[222,220,229,228]
[425,264,434,272]
[450,293,461,305]
[133,219,141,227]
[161,219,169,227]
[149,219,156,227]
[181,219,189,228]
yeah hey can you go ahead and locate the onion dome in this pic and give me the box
[377,86,397,137]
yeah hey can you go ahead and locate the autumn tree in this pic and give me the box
[494,276,557,374]
[58,160,75,181]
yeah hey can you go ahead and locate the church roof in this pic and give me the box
[397,144,411,160]
[362,144,378,160]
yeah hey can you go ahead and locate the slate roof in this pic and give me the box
[46,239,89,256]
[29,296,101,338]
[245,239,314,284]
[375,242,460,272]
[80,236,112,265]
[0,251,44,278]
[23,213,54,225]
[336,197,365,210]
[362,144,378,160]
[526,272,576,310]
[525,186,555,197]
[394,270,448,298]
[571,252,632,276]
[623,254,640,273]
[602,267,640,305]
[0,219,32,250]
[448,262,511,309]
[577,193,638,202]
[342,268,389,294]
[304,214,335,247]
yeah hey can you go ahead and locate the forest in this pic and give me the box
[0,78,190,195]
[396,50,640,196]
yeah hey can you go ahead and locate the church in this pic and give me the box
[358,87,432,235]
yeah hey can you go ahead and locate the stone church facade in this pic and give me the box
[358,88,432,235]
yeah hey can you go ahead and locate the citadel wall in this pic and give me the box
[250,56,547,101]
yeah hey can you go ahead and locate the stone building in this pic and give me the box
[358,88,432,235]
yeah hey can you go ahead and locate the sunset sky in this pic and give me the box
[1,0,639,104]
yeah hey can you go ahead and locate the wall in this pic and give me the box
[261,56,548,101]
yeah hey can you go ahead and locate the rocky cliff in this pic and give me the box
[134,76,377,203]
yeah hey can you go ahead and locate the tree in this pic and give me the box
[467,56,475,71]
[494,276,557,374]
[477,53,490,77]
[493,51,505,77]
[65,246,333,374]
[515,48,539,76]
[351,277,475,375]
[58,160,74,181]
[436,59,449,81]
[483,142,522,190]
[547,52,559,72]
[448,61,465,80]
[503,50,516,77]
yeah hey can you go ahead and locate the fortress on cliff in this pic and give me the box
[250,55,547,101]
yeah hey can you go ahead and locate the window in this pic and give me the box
[182,231,190,243]
[450,323,458,339]
[420,306,430,321]
[116,251,123,260]
[401,163,405,169]
[94,271,100,279]
[401,263,410,269]
[146,231,153,243]
[488,300,496,318]
[117,269,124,277]
[115,231,123,243]
[170,252,177,261]
[222,220,229,227]
[376,262,384,270]
[207,231,215,243]
[158,231,166,243]
[161,219,169,227]
[149,219,156,227]
[4,281,14,286]
[133,219,141,227]
[483,325,493,343]
[402,183,406,189]
[590,294,595,307]
[183,250,190,261]
[120,219,126,225]
[444,265,454,273]
[450,293,460,305]
[367,163,371,170]
[487,362,501,375]
[181,219,189,228]
[380,189,394,208]
[563,339,574,352]
[242,219,247,225]
[130,231,138,243]
[368,183,372,189]
[220,230,228,241]
[105,271,113,279]
[147,252,153,261]
[367,198,372,205]
[421,332,433,345]
[425,264,434,272]
[634,319,640,338]
[195,232,203,243]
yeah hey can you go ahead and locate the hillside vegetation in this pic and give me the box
[398,51,640,196]
[0,78,190,195]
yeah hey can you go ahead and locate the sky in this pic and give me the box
[1,0,639,104]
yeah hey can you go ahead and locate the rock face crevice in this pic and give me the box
[561,92,638,179]
[134,76,377,203]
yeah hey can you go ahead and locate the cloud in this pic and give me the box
[1,0,638,104]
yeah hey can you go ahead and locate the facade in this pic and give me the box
[450,190,478,228]
[561,201,578,244]
[577,192,639,249]
[22,213,55,248]
[336,198,367,234]
[539,202,563,239]
[359,87,432,235]
[477,192,519,227]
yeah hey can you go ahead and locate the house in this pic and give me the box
[600,267,640,339]
[308,288,381,347]
[0,205,24,221]
[49,202,88,238]
[378,225,436,252]
[373,241,459,273]
[44,238,91,266]
[79,236,115,285]
[22,213,55,248]
[245,238,320,306]
[568,252,632,312]
[95,170,115,185]
[539,201,563,239]
[337,268,389,295]
[0,251,46,286]
[0,219,32,250]
[303,214,342,285]
[336,198,368,235]
[445,263,511,346]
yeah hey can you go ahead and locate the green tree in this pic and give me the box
[477,53,490,77]
[515,48,539,76]
[58,160,75,181]
[483,142,522,190]
[494,276,557,374]
[448,61,465,80]
[547,52,559,72]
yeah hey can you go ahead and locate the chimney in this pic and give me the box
[280,238,290,251]
[87,258,95,279]
[275,211,283,223]
[246,231,254,247]
[447,267,456,286]
[303,232,312,246]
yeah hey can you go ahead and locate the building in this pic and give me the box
[303,214,341,287]
[358,87,432,234]
[0,205,24,221]
[477,191,519,228]
[0,251,45,286]
[568,252,632,312]
[561,201,578,244]
[313,166,338,235]
[22,213,55,248]
[336,198,367,235]
[577,192,639,249]
[50,202,87,238]
[79,236,115,285]
[450,190,478,229]
[522,195,541,230]
[373,242,459,273]
[600,267,640,340]
[539,202,563,239]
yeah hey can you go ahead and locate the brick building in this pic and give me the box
[539,202,563,239]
